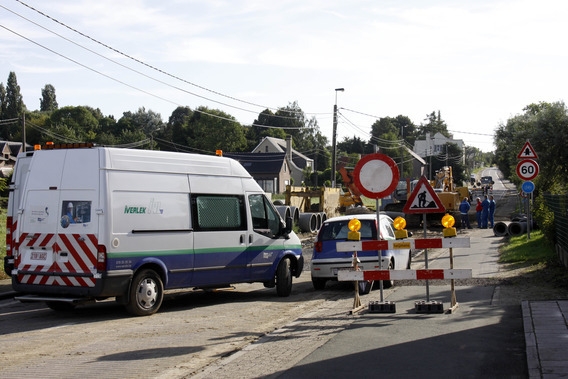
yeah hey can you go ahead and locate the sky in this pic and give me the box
[1,0,567,153]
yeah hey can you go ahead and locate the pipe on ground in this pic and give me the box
[507,221,527,237]
[493,221,509,237]
[298,212,317,233]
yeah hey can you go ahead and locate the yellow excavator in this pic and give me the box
[430,166,469,211]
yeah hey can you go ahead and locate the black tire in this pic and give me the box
[312,277,327,290]
[383,260,395,289]
[358,280,374,295]
[125,269,164,316]
[46,301,76,312]
[276,257,292,297]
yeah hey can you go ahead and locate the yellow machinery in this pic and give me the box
[430,166,469,223]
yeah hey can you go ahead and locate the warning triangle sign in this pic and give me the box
[402,176,446,214]
[517,141,538,159]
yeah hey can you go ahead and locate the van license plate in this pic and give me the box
[30,252,48,261]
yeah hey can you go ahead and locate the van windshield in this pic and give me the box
[320,219,377,241]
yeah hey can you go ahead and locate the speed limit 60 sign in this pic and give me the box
[517,159,539,181]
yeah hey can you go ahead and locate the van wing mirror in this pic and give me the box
[283,216,293,236]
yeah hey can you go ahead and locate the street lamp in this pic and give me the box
[331,88,344,188]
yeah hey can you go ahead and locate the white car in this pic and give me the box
[311,213,411,293]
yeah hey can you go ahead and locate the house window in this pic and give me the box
[257,179,275,194]
[265,146,268,152]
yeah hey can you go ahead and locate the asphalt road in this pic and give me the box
[0,169,526,378]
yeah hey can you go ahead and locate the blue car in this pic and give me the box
[311,213,412,293]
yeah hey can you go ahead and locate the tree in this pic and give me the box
[246,108,287,150]
[118,107,163,135]
[4,72,26,140]
[163,106,194,149]
[187,107,247,153]
[40,84,58,112]
[48,106,99,142]
[0,83,6,119]
[494,101,568,192]
[418,110,450,138]
[337,136,370,154]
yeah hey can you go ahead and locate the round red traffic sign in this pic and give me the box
[516,159,539,181]
[353,153,399,199]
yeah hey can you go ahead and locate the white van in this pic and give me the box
[7,145,303,315]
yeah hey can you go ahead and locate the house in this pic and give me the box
[224,152,291,194]
[226,136,314,193]
[413,132,465,159]
[412,132,465,178]
[0,141,27,177]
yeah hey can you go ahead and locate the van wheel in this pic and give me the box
[125,269,164,316]
[46,301,76,312]
[276,257,292,297]
[383,260,394,289]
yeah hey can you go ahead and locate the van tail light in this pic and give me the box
[97,245,107,271]
[5,216,12,257]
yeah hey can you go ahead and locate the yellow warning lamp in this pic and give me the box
[347,218,361,241]
[393,216,408,239]
[216,150,223,156]
[442,213,457,238]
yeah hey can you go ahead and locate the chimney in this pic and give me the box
[286,135,292,163]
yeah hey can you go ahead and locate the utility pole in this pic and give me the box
[331,88,344,188]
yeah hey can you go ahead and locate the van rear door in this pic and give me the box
[15,149,100,293]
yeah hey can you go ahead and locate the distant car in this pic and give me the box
[311,213,412,294]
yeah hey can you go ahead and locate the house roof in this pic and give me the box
[252,136,312,167]
[224,152,286,175]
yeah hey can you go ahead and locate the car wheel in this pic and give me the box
[276,257,293,297]
[358,280,373,294]
[383,260,394,289]
[125,269,164,316]
[312,277,326,290]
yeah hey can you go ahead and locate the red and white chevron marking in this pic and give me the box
[338,268,472,282]
[336,237,470,252]
[16,233,98,288]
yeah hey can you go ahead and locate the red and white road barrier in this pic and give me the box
[338,268,472,281]
[336,237,470,252]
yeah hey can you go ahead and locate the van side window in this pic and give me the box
[192,195,246,231]
[249,194,280,237]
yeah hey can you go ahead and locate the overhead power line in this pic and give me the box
[12,0,329,120]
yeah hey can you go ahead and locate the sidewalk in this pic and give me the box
[523,300,568,378]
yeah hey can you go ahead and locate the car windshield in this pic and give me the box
[320,219,377,241]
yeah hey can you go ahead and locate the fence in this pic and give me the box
[543,194,568,267]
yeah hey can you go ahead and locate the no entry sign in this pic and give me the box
[353,153,399,199]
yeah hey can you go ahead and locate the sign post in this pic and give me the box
[517,141,538,240]
[402,176,446,302]
[353,153,399,305]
